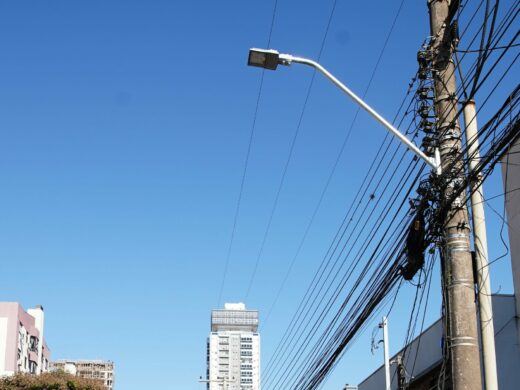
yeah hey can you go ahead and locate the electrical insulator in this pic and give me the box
[419,104,430,118]
[418,70,429,80]
[417,50,432,67]
[422,136,437,151]
[417,87,431,100]
[420,120,434,133]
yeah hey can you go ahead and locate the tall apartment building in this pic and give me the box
[207,303,260,390]
[0,302,50,376]
[50,360,114,390]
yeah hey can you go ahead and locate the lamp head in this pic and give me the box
[248,48,283,70]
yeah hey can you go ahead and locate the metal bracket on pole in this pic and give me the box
[434,148,442,175]
[379,316,391,390]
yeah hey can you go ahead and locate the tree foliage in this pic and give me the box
[0,372,105,390]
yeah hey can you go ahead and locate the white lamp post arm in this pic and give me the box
[278,53,441,174]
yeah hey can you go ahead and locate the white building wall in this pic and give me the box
[17,324,30,374]
[63,363,77,376]
[207,304,260,390]
[208,331,260,390]
[502,137,520,343]
[251,334,260,389]
[230,333,240,388]
[208,334,219,388]
[0,318,11,376]
[27,307,44,375]
[493,295,520,389]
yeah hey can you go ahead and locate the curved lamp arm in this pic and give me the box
[247,48,441,174]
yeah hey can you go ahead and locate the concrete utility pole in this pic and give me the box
[428,1,483,389]
[463,100,499,390]
[379,317,391,390]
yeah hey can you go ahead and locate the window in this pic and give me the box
[29,336,38,352]
[219,337,229,345]
[29,360,37,374]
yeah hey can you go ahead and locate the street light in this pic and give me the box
[247,48,441,174]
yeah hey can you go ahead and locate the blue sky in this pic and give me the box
[0,1,516,389]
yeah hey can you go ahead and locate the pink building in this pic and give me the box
[0,303,50,376]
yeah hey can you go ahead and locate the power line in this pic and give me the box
[262,85,422,387]
[290,85,519,389]
[261,0,410,327]
[244,0,339,300]
[262,4,510,380]
[259,1,519,387]
[264,3,516,370]
[264,141,426,388]
[264,5,520,385]
[456,42,520,52]
[262,74,421,382]
[216,0,279,305]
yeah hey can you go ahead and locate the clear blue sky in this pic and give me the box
[0,1,515,389]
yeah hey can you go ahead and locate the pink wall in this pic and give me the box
[0,302,43,373]
[43,341,51,360]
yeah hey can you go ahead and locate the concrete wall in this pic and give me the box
[502,137,520,330]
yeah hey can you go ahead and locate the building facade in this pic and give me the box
[502,135,520,343]
[207,303,260,390]
[51,360,114,390]
[0,303,50,377]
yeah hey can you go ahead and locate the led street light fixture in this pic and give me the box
[248,48,291,70]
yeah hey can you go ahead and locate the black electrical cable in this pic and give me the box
[244,0,340,301]
[264,3,520,386]
[274,166,424,388]
[262,107,420,383]
[261,0,410,327]
[264,142,422,386]
[264,155,422,386]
